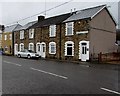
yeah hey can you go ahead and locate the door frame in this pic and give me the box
[40,42,46,58]
[14,44,18,55]
[79,40,89,61]
[36,42,41,56]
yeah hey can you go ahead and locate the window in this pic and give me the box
[9,34,12,40]
[4,46,8,52]
[19,43,24,51]
[4,35,7,40]
[65,41,74,56]
[29,29,34,39]
[0,34,2,40]
[49,42,56,54]
[29,43,34,51]
[49,25,56,37]
[20,30,24,39]
[66,22,74,36]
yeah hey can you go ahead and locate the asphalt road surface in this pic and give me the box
[2,56,120,94]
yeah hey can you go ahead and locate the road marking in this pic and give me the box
[3,61,22,67]
[79,65,89,68]
[30,67,68,79]
[101,87,120,95]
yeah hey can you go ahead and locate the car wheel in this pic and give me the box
[27,55,31,59]
[18,54,21,58]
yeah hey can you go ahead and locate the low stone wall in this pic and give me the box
[98,52,120,62]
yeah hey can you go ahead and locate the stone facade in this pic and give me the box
[31,19,90,61]
[60,20,90,61]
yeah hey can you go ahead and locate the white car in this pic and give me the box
[17,49,40,59]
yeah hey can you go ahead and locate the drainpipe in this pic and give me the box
[12,32,14,55]
[59,24,62,60]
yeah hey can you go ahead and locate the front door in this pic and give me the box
[41,42,46,58]
[36,43,41,56]
[79,41,89,61]
[14,44,18,55]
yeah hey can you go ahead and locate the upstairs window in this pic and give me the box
[29,29,34,39]
[20,30,24,39]
[49,42,56,54]
[9,34,12,40]
[4,35,7,40]
[49,25,56,37]
[66,22,74,36]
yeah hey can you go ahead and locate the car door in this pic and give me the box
[24,50,29,57]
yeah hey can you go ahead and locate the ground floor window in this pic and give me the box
[20,43,24,51]
[4,46,8,52]
[65,41,74,56]
[29,43,34,51]
[49,42,56,54]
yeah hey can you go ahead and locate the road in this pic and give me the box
[2,56,120,94]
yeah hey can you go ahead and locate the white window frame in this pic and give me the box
[49,25,56,37]
[65,41,74,56]
[20,30,24,39]
[49,42,56,54]
[0,34,2,40]
[65,22,74,36]
[29,29,34,39]
[29,43,34,51]
[19,43,24,51]
[4,35,7,40]
[9,34,12,40]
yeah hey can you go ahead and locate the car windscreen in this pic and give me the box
[28,50,35,53]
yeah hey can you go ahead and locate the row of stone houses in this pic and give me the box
[2,5,117,61]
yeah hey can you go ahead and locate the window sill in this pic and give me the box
[65,34,74,36]
[65,55,74,57]
[29,38,34,39]
[49,53,56,55]
[49,36,56,38]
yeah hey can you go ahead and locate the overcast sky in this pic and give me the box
[0,0,119,27]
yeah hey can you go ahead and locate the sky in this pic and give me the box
[0,0,119,27]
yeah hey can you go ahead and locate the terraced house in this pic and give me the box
[14,5,116,61]
[2,24,21,55]
[14,21,37,55]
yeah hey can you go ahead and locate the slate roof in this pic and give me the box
[64,5,106,22]
[14,24,23,31]
[20,21,37,30]
[4,24,22,32]
[31,13,72,28]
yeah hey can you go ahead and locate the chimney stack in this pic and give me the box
[38,16,45,22]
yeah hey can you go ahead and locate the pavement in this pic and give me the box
[2,55,120,94]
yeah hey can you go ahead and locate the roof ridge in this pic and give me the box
[78,4,106,12]
[5,23,19,28]
[45,12,72,20]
